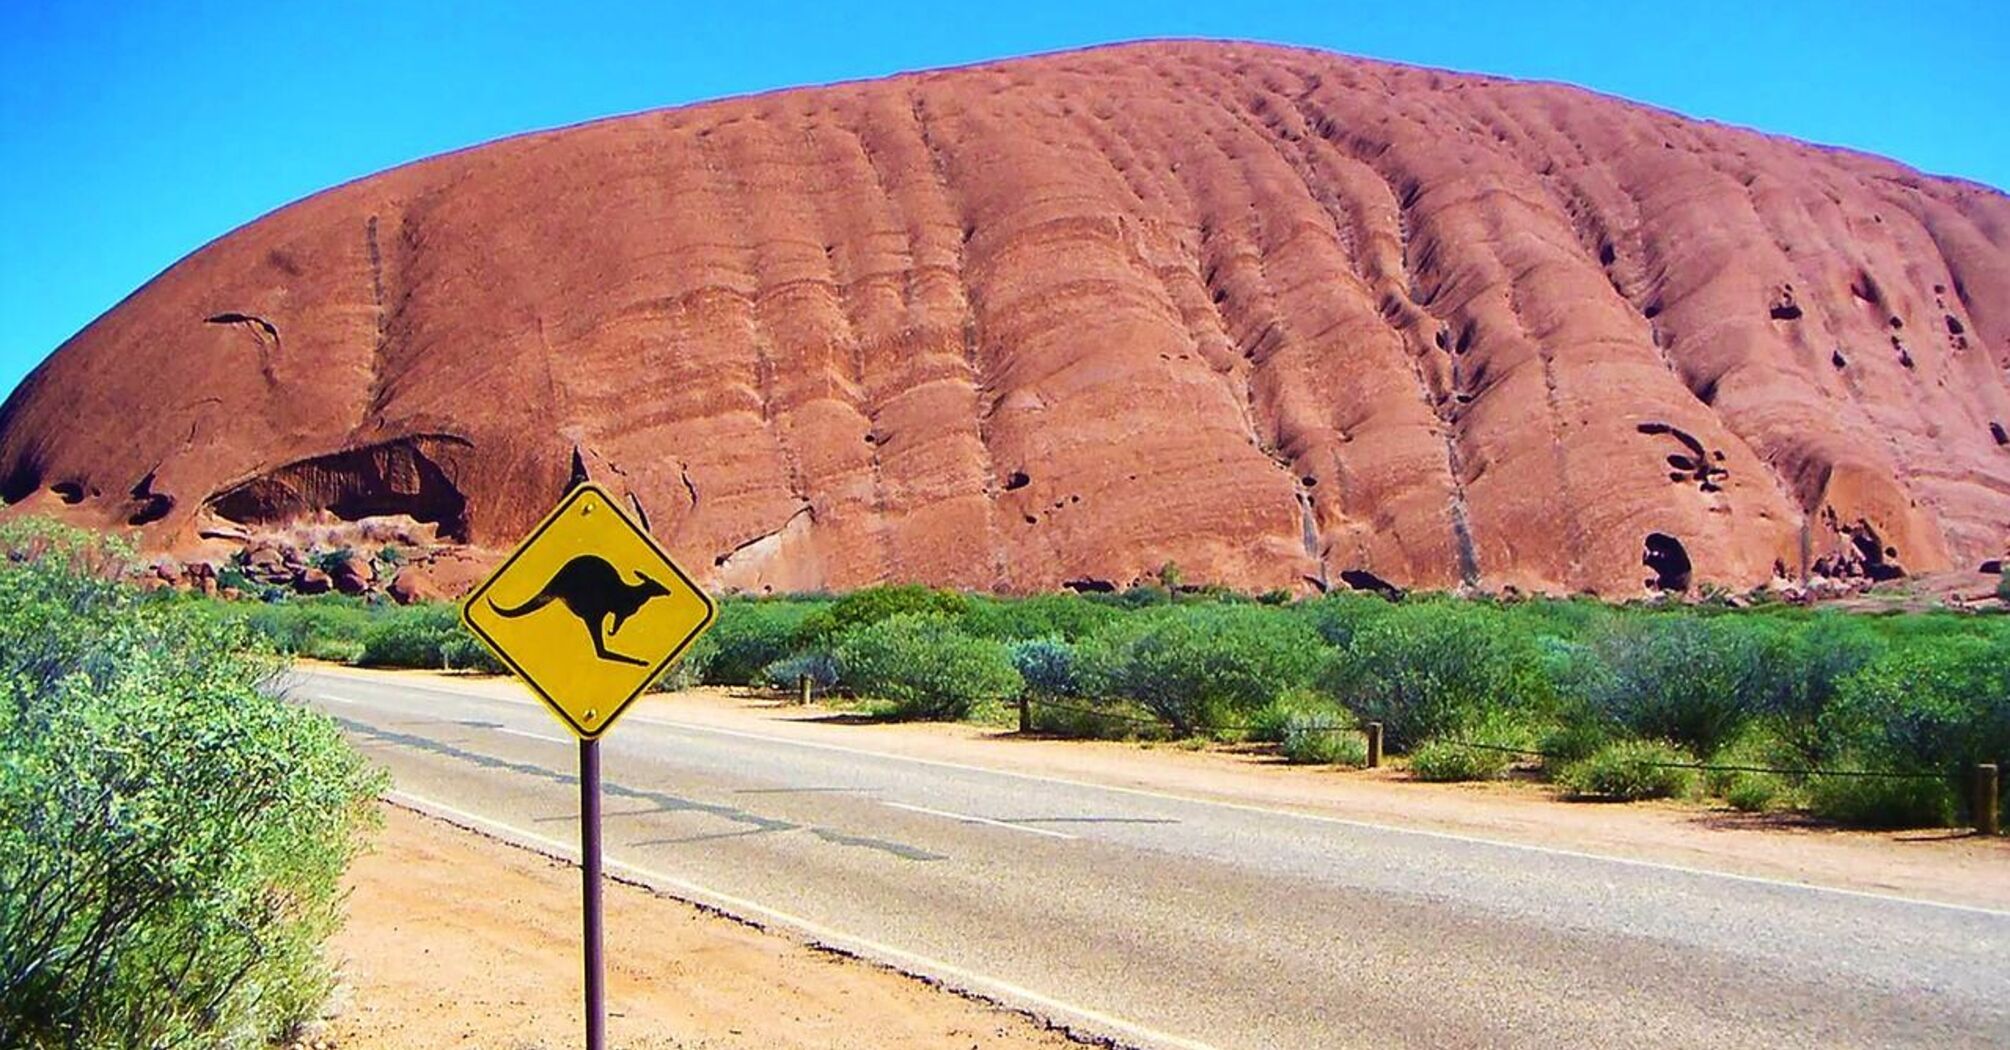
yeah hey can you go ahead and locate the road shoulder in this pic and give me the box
[313,803,1080,1049]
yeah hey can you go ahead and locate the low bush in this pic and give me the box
[760,650,840,694]
[1723,776,1784,813]
[1537,720,1613,779]
[1247,688,1341,744]
[794,585,965,645]
[439,632,506,673]
[1818,636,2010,785]
[703,600,819,685]
[1408,740,1513,782]
[1558,740,1697,801]
[1026,697,1164,740]
[961,593,1118,642]
[1077,604,1328,736]
[0,519,383,1048]
[1806,773,1957,828]
[357,604,463,668]
[1330,601,1554,751]
[836,615,1020,720]
[1008,637,1079,698]
[1701,728,1794,812]
[240,597,374,659]
[1581,616,1789,758]
[1280,709,1366,766]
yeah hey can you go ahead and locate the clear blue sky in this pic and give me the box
[3,1,2005,400]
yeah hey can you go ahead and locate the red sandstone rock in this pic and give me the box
[329,552,374,595]
[2,42,2007,596]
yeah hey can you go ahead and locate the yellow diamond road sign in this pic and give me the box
[462,483,715,739]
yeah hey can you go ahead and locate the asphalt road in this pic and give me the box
[287,666,2010,1050]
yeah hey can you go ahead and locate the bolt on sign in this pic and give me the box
[461,483,716,738]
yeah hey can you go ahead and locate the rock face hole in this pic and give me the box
[1003,470,1030,491]
[1339,568,1403,600]
[126,472,173,526]
[1643,532,1693,592]
[203,435,471,542]
[0,457,43,505]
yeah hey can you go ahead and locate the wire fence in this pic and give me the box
[783,679,1970,784]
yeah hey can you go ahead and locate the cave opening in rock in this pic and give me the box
[1643,532,1692,592]
[203,436,471,542]
[1339,568,1403,600]
[126,472,173,526]
[1848,527,1905,582]
[0,457,42,505]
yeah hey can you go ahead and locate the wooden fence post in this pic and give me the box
[1019,694,1032,734]
[1978,764,2001,837]
[798,674,812,706]
[1365,722,1384,769]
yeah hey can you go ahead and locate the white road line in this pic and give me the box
[386,790,1214,1050]
[881,800,1079,840]
[307,671,2010,919]
[495,726,568,744]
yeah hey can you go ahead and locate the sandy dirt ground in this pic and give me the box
[315,805,1078,1050]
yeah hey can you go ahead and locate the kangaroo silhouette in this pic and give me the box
[488,555,669,667]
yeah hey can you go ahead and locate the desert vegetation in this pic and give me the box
[0,520,383,1049]
[225,577,2007,830]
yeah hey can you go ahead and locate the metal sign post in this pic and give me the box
[580,738,605,1050]
[460,482,716,1050]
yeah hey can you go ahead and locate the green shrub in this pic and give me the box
[1247,688,1342,744]
[1292,592,1395,648]
[1008,637,1079,698]
[703,600,819,685]
[1559,740,1697,801]
[240,596,375,659]
[1806,773,1957,828]
[439,632,506,673]
[1279,708,1366,765]
[1027,698,1165,741]
[1537,720,1613,779]
[0,519,383,1048]
[836,615,1020,720]
[1077,604,1328,736]
[1698,727,1796,809]
[1409,740,1513,782]
[960,594,1118,642]
[761,650,839,693]
[1766,615,1888,762]
[794,585,966,645]
[1330,601,1553,751]
[1581,616,1792,757]
[307,546,355,575]
[357,604,462,668]
[1818,636,2010,785]
[1724,776,1783,812]
[302,636,367,663]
